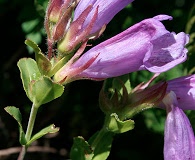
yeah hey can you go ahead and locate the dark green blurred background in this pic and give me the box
[0,0,195,159]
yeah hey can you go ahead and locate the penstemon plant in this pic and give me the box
[2,0,195,160]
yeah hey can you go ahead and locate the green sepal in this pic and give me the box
[47,56,70,77]
[28,76,64,107]
[4,106,27,145]
[27,124,59,146]
[25,39,52,76]
[70,136,94,160]
[106,113,134,134]
[89,130,114,160]
[112,74,132,95]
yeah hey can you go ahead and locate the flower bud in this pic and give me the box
[45,0,73,39]
[44,0,79,59]
[99,77,167,120]
[57,5,98,55]
[47,0,62,23]
[57,0,134,55]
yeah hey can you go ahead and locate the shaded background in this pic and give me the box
[0,0,195,159]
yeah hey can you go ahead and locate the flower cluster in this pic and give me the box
[53,15,189,84]
[45,0,133,58]
[43,0,193,159]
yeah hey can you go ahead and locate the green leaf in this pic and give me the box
[142,109,165,134]
[27,124,59,146]
[25,39,52,76]
[18,58,64,106]
[4,106,27,145]
[89,130,114,160]
[25,39,41,55]
[34,0,48,17]
[25,33,42,53]
[22,19,40,33]
[17,58,42,100]
[29,76,64,106]
[35,51,52,76]
[107,113,134,134]
[70,136,94,160]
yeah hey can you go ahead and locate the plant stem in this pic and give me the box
[89,125,114,160]
[90,127,108,149]
[25,103,39,142]
[17,103,39,160]
[17,146,27,160]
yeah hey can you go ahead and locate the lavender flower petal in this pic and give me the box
[144,32,188,73]
[163,92,195,160]
[70,15,188,79]
[74,0,134,34]
[165,74,195,110]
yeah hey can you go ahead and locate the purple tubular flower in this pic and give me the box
[67,15,188,79]
[163,91,195,160]
[163,74,195,110]
[73,0,134,34]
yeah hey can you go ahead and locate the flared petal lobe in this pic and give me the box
[163,92,195,160]
[70,15,188,79]
[74,0,134,34]
[143,32,188,72]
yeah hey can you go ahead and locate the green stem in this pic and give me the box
[25,103,39,142]
[17,103,39,160]
[90,127,109,149]
[89,121,115,160]
[90,116,115,149]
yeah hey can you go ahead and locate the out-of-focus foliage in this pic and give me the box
[0,0,194,159]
